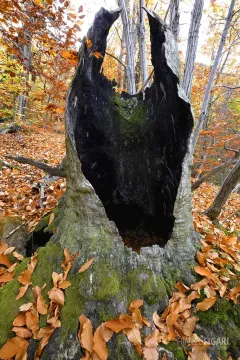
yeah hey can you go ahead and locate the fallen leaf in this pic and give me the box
[48,287,65,306]
[16,284,30,300]
[12,326,32,338]
[37,295,48,315]
[17,270,32,285]
[0,337,29,359]
[78,314,93,353]
[196,297,217,312]
[13,251,24,261]
[78,257,95,273]
[105,317,135,333]
[19,303,33,312]
[129,299,143,313]
[13,313,26,327]
[194,266,212,278]
[93,326,108,360]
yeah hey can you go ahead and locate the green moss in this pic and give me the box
[112,93,147,137]
[163,341,186,360]
[124,266,168,306]
[34,207,58,234]
[197,299,232,326]
[60,276,84,341]
[108,333,141,360]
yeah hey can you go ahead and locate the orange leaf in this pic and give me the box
[37,295,48,315]
[194,266,212,277]
[0,337,29,359]
[0,243,8,255]
[13,251,24,261]
[143,346,158,360]
[196,297,217,312]
[17,270,31,285]
[175,282,190,293]
[13,313,26,327]
[129,299,143,313]
[93,51,103,59]
[78,314,93,353]
[191,279,209,291]
[58,280,71,289]
[12,327,32,338]
[105,317,135,333]
[16,284,30,300]
[0,254,13,268]
[3,246,15,255]
[182,316,198,336]
[93,326,108,360]
[86,37,93,49]
[19,303,33,312]
[100,323,113,343]
[78,257,95,273]
[48,287,65,306]
[0,271,14,283]
[48,212,55,226]
[28,253,37,274]
[25,309,39,332]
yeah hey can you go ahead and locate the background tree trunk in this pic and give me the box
[205,159,240,220]
[117,0,137,94]
[138,0,148,89]
[190,0,236,153]
[182,0,204,98]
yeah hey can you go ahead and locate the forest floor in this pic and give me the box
[0,122,239,236]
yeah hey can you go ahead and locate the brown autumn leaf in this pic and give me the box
[0,243,8,255]
[78,314,93,353]
[0,271,14,283]
[161,354,167,360]
[47,316,61,328]
[78,257,95,273]
[13,313,26,327]
[187,291,201,303]
[34,327,55,359]
[93,51,103,59]
[17,270,32,285]
[93,326,108,360]
[28,253,38,274]
[86,37,93,48]
[124,327,142,356]
[219,284,227,297]
[3,246,15,255]
[37,295,48,315]
[0,254,13,268]
[16,284,30,300]
[0,337,29,359]
[100,323,113,343]
[105,317,135,333]
[13,251,24,261]
[129,299,143,313]
[194,266,212,278]
[19,303,33,312]
[175,282,190,293]
[25,309,39,332]
[143,346,158,360]
[12,327,32,338]
[58,280,71,289]
[48,287,65,306]
[33,285,42,298]
[191,279,209,291]
[142,316,151,327]
[196,297,217,312]
[182,316,198,337]
[188,343,210,360]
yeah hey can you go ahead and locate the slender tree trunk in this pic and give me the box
[182,0,204,98]
[138,0,148,89]
[190,0,236,154]
[117,0,136,94]
[205,159,240,220]
[192,152,240,190]
[169,0,180,41]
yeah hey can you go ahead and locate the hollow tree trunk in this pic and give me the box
[2,8,239,360]
[205,159,240,220]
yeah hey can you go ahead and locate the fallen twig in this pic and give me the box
[4,155,66,177]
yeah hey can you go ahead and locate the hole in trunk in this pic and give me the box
[69,8,194,250]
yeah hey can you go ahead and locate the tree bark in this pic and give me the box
[117,0,137,94]
[138,0,148,89]
[169,0,180,42]
[182,0,204,98]
[192,152,239,190]
[190,0,236,154]
[205,159,240,220]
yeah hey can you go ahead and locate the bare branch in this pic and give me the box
[215,84,240,90]
[4,155,66,177]
[105,51,126,68]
